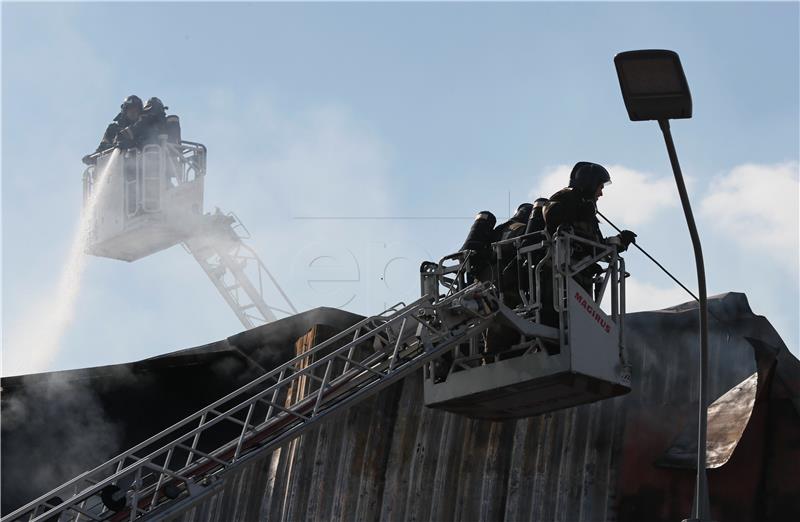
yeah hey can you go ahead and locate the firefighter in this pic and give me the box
[494,203,533,243]
[458,203,536,286]
[82,95,142,164]
[515,197,550,311]
[543,161,636,251]
[540,162,635,319]
[525,198,549,239]
[116,97,169,149]
[479,203,535,355]
[491,203,533,309]
[430,210,498,381]
[459,210,497,283]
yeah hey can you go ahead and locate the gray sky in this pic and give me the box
[2,1,798,375]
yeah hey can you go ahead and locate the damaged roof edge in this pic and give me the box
[0,307,365,390]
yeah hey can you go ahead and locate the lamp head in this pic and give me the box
[614,49,692,121]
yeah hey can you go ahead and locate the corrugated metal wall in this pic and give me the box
[166,293,780,522]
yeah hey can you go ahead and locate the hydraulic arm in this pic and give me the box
[183,211,297,328]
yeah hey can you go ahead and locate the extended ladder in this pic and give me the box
[183,211,297,328]
[4,283,497,522]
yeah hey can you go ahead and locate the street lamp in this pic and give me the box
[614,49,713,522]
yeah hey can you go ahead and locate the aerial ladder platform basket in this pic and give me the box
[83,140,207,262]
[422,230,631,419]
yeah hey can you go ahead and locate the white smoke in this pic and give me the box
[3,150,121,376]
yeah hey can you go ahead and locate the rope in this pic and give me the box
[596,210,699,301]
[597,211,745,361]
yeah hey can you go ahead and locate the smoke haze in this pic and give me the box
[4,150,121,375]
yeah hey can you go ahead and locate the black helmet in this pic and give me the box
[512,203,533,223]
[120,95,143,112]
[143,97,168,113]
[569,162,611,193]
[532,197,549,210]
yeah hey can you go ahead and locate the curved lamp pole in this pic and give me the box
[613,50,713,522]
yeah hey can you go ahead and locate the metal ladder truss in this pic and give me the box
[184,212,297,328]
[4,284,497,522]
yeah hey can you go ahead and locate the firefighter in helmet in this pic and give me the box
[82,95,143,164]
[543,161,636,293]
[116,97,169,150]
[544,162,635,245]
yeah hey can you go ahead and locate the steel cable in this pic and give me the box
[596,210,699,301]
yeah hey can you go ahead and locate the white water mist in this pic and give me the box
[4,149,121,375]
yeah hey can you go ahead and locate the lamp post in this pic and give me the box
[613,50,713,522]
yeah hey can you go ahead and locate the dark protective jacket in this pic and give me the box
[494,219,527,243]
[543,187,605,297]
[543,187,602,242]
[122,110,167,149]
[493,204,534,308]
[522,206,547,246]
[494,204,533,240]
[525,207,546,236]
[493,219,527,271]
[95,112,138,153]
[493,203,533,258]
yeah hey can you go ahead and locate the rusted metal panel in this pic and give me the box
[478,420,515,521]
[352,383,402,521]
[403,397,444,521]
[379,372,424,522]
[428,411,467,521]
